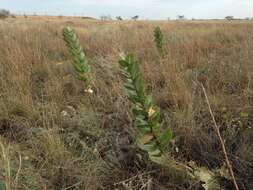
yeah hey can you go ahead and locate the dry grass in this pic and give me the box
[0,16,253,189]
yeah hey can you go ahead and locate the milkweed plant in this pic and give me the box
[63,27,93,93]
[119,53,172,164]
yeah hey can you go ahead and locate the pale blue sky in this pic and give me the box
[2,0,253,19]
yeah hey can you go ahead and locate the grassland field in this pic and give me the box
[0,16,253,189]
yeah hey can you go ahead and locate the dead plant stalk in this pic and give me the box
[201,84,239,190]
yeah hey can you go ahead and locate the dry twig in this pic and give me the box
[201,84,239,190]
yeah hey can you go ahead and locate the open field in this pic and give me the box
[0,16,253,189]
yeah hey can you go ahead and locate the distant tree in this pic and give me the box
[167,17,170,21]
[100,15,112,21]
[177,15,185,20]
[100,15,106,21]
[131,15,139,20]
[0,9,10,19]
[116,16,123,21]
[225,16,234,21]
[245,17,250,20]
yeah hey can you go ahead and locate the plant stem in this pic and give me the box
[201,84,239,190]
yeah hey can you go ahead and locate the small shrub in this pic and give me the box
[0,9,10,19]
[116,16,123,21]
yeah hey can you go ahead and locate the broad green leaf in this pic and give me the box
[138,141,158,152]
[144,95,152,110]
[138,126,152,134]
[159,128,172,149]
[150,154,168,165]
[124,83,136,91]
[149,149,162,157]
[151,123,162,138]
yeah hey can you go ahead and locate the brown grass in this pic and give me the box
[0,16,253,189]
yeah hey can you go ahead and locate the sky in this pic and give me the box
[1,0,253,20]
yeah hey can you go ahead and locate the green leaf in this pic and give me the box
[124,83,135,91]
[138,126,152,134]
[151,123,162,138]
[144,95,152,110]
[149,154,168,165]
[135,116,148,126]
[138,141,158,152]
[149,149,162,157]
[135,76,145,99]
[130,61,139,80]
[159,128,172,149]
[240,112,249,118]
